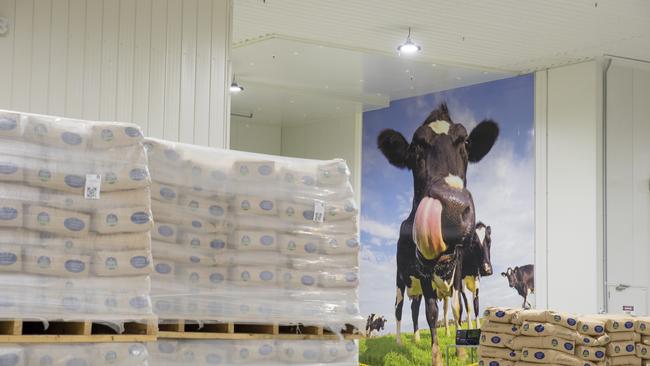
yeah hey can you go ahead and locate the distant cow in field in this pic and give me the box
[460,222,494,329]
[501,264,534,309]
[365,314,387,337]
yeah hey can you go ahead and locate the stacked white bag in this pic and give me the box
[0,110,153,323]
[145,138,362,331]
[0,342,148,365]
[148,339,358,365]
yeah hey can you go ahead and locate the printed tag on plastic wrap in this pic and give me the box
[84,174,101,199]
[313,200,325,223]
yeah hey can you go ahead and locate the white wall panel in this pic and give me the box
[0,0,231,147]
[230,119,281,155]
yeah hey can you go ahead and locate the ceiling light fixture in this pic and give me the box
[230,74,244,93]
[397,27,421,55]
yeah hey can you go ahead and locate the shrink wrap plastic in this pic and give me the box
[145,138,361,332]
[0,342,148,366]
[0,110,153,326]
[149,339,358,366]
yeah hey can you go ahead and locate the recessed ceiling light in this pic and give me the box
[397,27,421,55]
[249,62,255,66]
[289,100,295,104]
[230,74,244,93]
[325,85,329,89]
[431,63,437,67]
[405,69,410,73]
[483,71,489,75]
[292,51,299,56]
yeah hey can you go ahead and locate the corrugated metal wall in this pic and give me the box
[0,0,231,148]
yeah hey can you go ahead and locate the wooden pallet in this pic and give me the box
[0,319,157,343]
[158,320,362,340]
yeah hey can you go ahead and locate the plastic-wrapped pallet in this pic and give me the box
[145,138,362,332]
[148,339,358,365]
[0,110,153,326]
[0,342,148,365]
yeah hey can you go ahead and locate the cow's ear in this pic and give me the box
[486,226,492,235]
[500,272,506,277]
[467,120,499,162]
[378,129,410,169]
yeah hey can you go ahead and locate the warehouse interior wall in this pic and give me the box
[605,59,650,315]
[535,60,604,314]
[0,0,232,148]
[230,117,282,155]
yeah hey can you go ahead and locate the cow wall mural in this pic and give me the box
[360,74,535,365]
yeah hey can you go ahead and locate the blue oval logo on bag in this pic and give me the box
[302,210,314,220]
[259,200,274,211]
[155,263,172,274]
[239,349,249,359]
[0,207,17,221]
[304,242,317,253]
[489,362,498,366]
[158,342,176,353]
[206,354,222,364]
[164,149,179,161]
[129,296,148,309]
[534,352,545,360]
[210,239,225,249]
[259,271,274,281]
[129,168,148,181]
[130,255,149,268]
[259,344,273,356]
[124,126,141,137]
[66,358,88,366]
[495,310,505,318]
[160,187,176,199]
[0,117,17,131]
[626,345,634,352]
[105,297,117,307]
[564,343,573,351]
[190,256,200,264]
[191,220,202,228]
[104,351,117,363]
[100,129,113,142]
[0,163,18,175]
[567,318,577,326]
[131,212,150,224]
[490,336,501,344]
[596,351,604,358]
[0,353,19,366]
[61,131,82,145]
[302,175,315,186]
[210,273,224,284]
[65,174,85,188]
[346,272,358,282]
[260,235,274,246]
[534,324,545,333]
[625,321,633,329]
[594,325,604,333]
[301,275,315,286]
[64,218,86,231]
[155,300,171,312]
[158,225,174,237]
[65,260,86,273]
[0,253,17,266]
[258,165,272,176]
[190,238,200,247]
[347,238,359,248]
[62,296,81,310]
[209,205,225,217]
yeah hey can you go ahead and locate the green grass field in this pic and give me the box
[359,325,479,366]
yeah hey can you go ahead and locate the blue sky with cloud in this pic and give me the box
[360,74,535,332]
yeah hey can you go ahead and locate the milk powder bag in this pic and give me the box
[576,345,607,361]
[610,355,642,365]
[609,331,640,342]
[232,160,276,181]
[520,347,595,366]
[0,155,24,182]
[636,343,650,359]
[23,248,90,277]
[90,122,143,149]
[278,234,321,257]
[320,235,360,255]
[152,222,179,243]
[23,114,88,150]
[231,230,277,251]
[607,341,636,356]
[234,195,277,216]
[482,319,521,335]
[177,231,227,252]
[520,321,578,340]
[317,160,349,186]
[0,244,22,272]
[479,358,515,366]
[0,200,22,228]
[92,231,151,251]
[93,250,153,276]
[578,317,607,336]
[546,311,580,330]
[151,181,181,204]
[509,336,575,354]
[512,309,551,325]
[93,206,152,234]
[636,318,650,335]
[24,205,90,237]
[178,194,228,221]
[479,346,520,360]
[277,341,322,364]
[481,332,516,348]
[318,270,359,288]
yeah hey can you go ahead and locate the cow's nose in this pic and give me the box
[483,263,493,276]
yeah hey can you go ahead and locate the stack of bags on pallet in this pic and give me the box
[479,308,650,366]
[148,339,358,365]
[0,110,153,324]
[145,138,362,330]
[635,318,650,365]
[0,343,148,365]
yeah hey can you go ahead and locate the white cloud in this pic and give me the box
[360,216,400,241]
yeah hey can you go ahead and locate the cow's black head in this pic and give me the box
[474,222,493,276]
[501,267,516,288]
[377,103,498,262]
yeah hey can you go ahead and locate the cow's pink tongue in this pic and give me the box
[413,197,446,260]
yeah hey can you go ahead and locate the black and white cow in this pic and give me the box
[377,103,498,365]
[460,222,493,329]
[501,264,535,309]
[366,314,387,337]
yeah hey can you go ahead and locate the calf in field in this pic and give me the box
[501,264,535,309]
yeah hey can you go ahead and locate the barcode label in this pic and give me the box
[85,174,101,200]
[313,200,325,223]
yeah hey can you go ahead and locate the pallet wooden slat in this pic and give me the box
[0,319,157,343]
